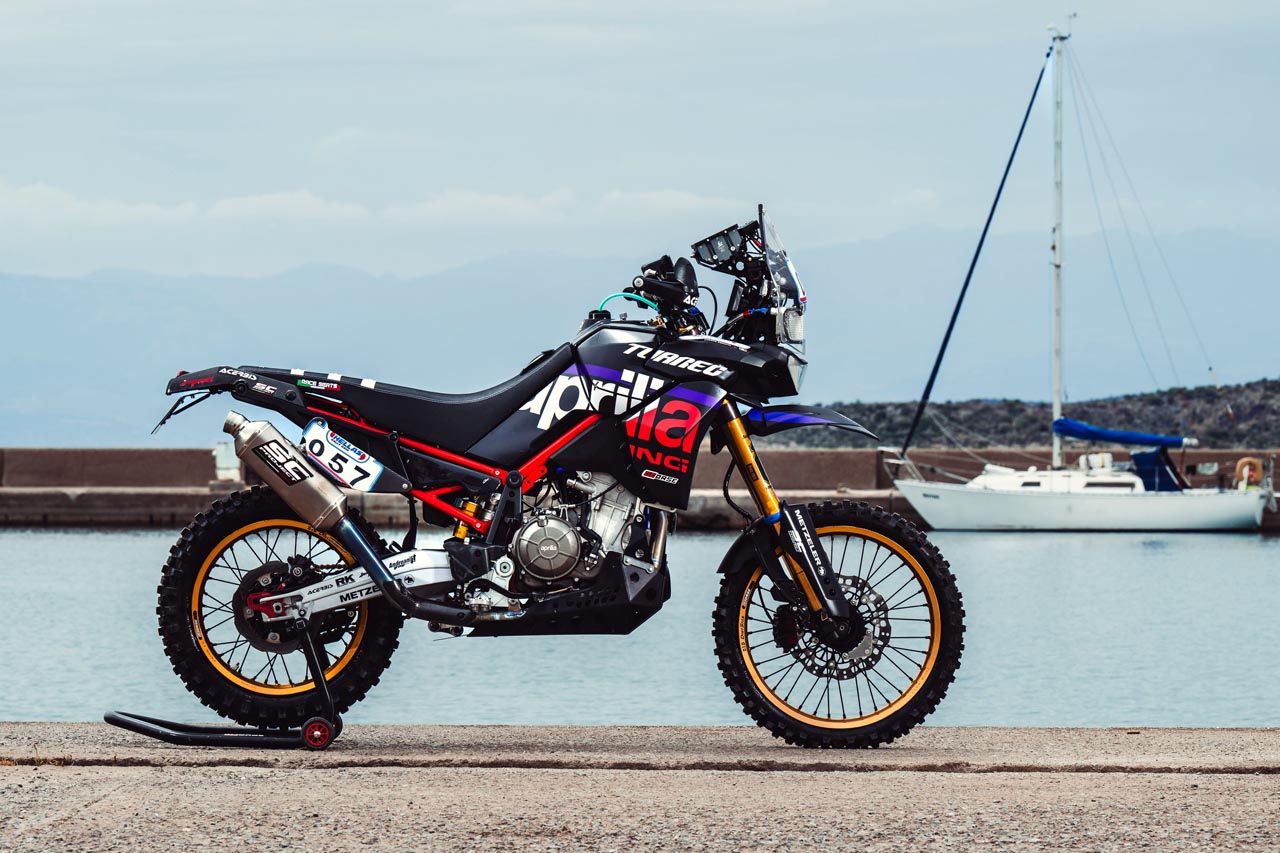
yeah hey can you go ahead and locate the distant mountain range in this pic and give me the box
[767,379,1280,450]
[2,225,1276,447]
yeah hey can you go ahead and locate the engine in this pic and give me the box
[509,472,644,589]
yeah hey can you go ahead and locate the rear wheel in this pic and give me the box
[713,501,964,748]
[157,487,403,728]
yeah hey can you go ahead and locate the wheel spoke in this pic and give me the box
[192,522,365,690]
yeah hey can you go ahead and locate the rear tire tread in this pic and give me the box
[156,486,404,729]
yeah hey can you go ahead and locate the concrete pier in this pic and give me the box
[0,446,1274,531]
[2,724,1278,850]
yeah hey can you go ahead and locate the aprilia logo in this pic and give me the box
[520,369,665,431]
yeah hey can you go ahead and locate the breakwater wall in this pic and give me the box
[0,446,1274,530]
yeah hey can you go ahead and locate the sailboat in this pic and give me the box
[891,33,1272,532]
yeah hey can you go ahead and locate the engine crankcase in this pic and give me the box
[512,514,582,581]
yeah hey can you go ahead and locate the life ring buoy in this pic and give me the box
[1235,457,1263,487]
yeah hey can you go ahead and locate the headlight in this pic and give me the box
[778,307,805,353]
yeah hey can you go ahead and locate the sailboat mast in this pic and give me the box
[1051,32,1067,469]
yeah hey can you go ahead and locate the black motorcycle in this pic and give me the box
[151,205,964,748]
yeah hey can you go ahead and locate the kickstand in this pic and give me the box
[106,619,344,751]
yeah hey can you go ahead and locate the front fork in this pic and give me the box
[717,401,855,629]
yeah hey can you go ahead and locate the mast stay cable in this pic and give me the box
[1069,45,1234,422]
[1065,45,1182,387]
[900,46,1052,457]
[1064,54,1163,391]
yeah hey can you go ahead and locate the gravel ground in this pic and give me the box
[2,765,1279,852]
[3,724,1280,772]
[2,725,1279,851]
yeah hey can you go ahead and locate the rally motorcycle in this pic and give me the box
[152,206,964,748]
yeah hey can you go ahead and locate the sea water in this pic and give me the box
[1,527,1277,726]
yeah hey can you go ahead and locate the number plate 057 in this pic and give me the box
[302,418,384,492]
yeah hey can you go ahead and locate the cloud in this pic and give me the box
[596,189,743,218]
[207,190,368,223]
[383,188,577,224]
[889,187,942,210]
[0,179,743,237]
[0,178,198,226]
[310,127,438,166]
[514,24,651,50]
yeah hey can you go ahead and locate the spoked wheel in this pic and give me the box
[157,487,403,729]
[713,501,964,748]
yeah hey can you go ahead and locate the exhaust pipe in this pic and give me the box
[224,411,474,626]
[224,411,347,530]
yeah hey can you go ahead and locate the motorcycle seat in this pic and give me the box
[249,344,575,454]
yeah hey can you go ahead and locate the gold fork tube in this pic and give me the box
[718,401,824,612]
[719,410,782,518]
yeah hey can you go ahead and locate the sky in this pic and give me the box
[1,0,1277,277]
[2,1,1279,446]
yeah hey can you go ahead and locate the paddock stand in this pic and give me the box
[105,619,343,751]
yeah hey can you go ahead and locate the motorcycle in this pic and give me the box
[151,205,964,748]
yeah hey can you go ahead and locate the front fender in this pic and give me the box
[714,518,808,608]
[743,405,877,440]
[716,525,760,575]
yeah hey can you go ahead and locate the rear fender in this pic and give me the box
[155,366,305,435]
[163,365,292,400]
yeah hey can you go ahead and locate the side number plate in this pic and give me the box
[302,418,384,491]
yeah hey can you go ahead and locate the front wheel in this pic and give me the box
[713,501,964,748]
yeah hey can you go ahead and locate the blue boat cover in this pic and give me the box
[1052,418,1191,448]
[1130,449,1185,492]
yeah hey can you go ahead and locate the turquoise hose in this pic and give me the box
[598,292,660,312]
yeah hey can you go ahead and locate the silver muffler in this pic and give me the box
[223,411,347,530]
[223,410,477,626]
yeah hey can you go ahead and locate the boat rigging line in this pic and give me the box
[927,411,1053,466]
[899,45,1053,458]
[1065,51,1163,391]
[1068,44,1235,423]
[1064,46,1181,388]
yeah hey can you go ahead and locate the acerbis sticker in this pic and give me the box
[302,419,384,491]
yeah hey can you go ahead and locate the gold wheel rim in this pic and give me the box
[738,525,942,729]
[191,519,368,696]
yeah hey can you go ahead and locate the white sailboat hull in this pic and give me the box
[895,480,1267,531]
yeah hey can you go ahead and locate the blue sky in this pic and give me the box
[2,1,1278,447]
[2,0,1277,277]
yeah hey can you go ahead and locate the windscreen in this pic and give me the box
[760,206,806,309]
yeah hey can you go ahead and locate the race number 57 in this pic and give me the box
[302,419,384,492]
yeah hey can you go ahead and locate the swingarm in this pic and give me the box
[248,548,456,623]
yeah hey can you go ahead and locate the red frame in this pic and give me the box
[306,404,601,535]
